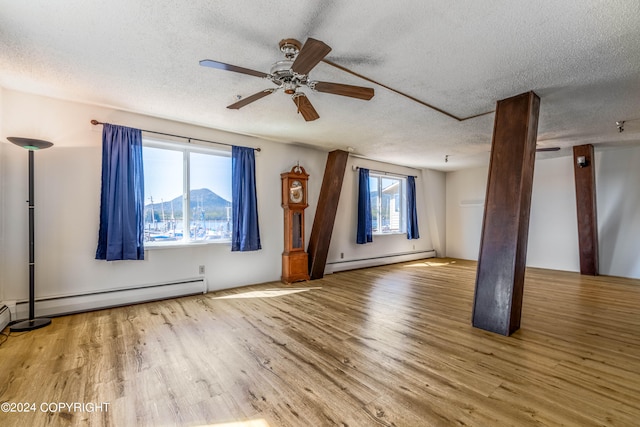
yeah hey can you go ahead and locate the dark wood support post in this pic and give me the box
[308,150,349,279]
[573,144,599,275]
[472,91,540,336]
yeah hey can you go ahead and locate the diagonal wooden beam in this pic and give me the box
[308,150,349,279]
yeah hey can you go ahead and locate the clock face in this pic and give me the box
[289,180,304,203]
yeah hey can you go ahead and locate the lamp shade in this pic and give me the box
[8,137,53,150]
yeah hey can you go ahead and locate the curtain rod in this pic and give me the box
[90,120,261,152]
[353,165,417,178]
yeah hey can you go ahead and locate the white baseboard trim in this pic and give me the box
[325,250,436,274]
[13,278,207,320]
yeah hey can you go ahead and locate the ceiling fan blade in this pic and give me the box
[536,147,561,152]
[312,81,374,100]
[227,89,275,109]
[200,59,269,78]
[292,93,319,121]
[291,38,331,75]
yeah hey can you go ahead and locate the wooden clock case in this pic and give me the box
[281,165,310,284]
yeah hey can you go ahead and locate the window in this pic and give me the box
[369,173,406,234]
[143,140,232,245]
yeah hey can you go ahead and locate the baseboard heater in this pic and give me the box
[0,305,10,332]
[325,250,436,274]
[12,278,207,320]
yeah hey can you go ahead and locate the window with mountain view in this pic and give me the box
[143,141,232,245]
[369,173,406,234]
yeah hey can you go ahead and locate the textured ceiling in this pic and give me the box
[1,1,639,170]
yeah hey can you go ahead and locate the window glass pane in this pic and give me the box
[143,143,232,246]
[143,146,184,243]
[381,177,398,233]
[369,173,406,234]
[189,151,232,241]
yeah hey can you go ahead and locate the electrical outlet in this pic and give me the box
[199,265,205,275]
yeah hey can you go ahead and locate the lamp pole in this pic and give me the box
[8,137,53,332]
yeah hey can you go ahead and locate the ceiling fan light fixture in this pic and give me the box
[283,81,297,94]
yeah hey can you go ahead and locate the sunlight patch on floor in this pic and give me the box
[196,419,270,427]
[403,260,457,268]
[212,287,321,299]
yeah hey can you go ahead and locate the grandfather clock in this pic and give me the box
[281,165,310,284]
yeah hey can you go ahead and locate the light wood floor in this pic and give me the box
[1,258,640,426]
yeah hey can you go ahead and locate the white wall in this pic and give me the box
[597,146,640,278]
[445,166,487,261]
[422,168,446,257]
[527,156,580,270]
[0,89,447,311]
[3,87,635,315]
[0,90,328,306]
[445,147,640,279]
[326,157,438,270]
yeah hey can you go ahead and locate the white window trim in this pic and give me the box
[143,138,232,248]
[369,172,407,236]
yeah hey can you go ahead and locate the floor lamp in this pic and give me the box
[8,137,53,332]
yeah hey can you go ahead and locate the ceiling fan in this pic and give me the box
[199,38,375,121]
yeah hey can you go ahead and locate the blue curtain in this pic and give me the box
[407,175,420,240]
[95,124,145,260]
[357,168,373,244]
[231,146,261,251]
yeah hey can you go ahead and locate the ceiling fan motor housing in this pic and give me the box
[270,60,307,93]
[279,38,301,59]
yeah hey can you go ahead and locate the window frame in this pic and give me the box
[142,138,232,248]
[369,172,407,236]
